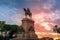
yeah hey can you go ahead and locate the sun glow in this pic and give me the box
[41,22,51,30]
[33,12,52,31]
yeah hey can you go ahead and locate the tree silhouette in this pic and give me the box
[53,25,60,33]
[3,24,11,31]
[8,25,19,38]
[19,26,25,33]
[3,24,19,38]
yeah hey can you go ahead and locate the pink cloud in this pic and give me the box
[10,0,60,32]
[25,0,60,32]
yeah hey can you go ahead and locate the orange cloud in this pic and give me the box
[27,1,59,32]
[35,32,60,38]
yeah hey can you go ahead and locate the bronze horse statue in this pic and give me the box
[23,8,32,18]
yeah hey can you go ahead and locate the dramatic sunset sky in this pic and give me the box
[0,0,60,36]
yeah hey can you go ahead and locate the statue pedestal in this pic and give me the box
[20,8,38,39]
[21,18,38,39]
